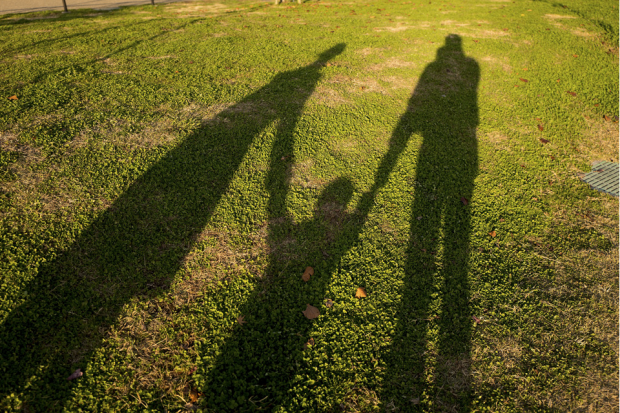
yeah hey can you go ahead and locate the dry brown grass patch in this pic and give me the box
[330,138,358,154]
[70,117,180,152]
[367,57,416,71]
[474,29,510,38]
[355,47,388,57]
[288,159,325,189]
[383,75,417,90]
[373,25,412,33]
[575,118,619,164]
[439,20,470,27]
[572,27,593,37]
[545,14,577,20]
[308,85,350,107]
[481,130,512,152]
[480,55,512,72]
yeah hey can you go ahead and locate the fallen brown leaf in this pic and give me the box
[189,388,202,403]
[573,54,578,57]
[325,299,334,308]
[302,266,314,282]
[8,95,18,100]
[604,115,612,122]
[304,337,315,350]
[67,369,83,381]
[489,230,497,238]
[460,196,468,206]
[355,287,367,298]
[302,304,320,319]
[237,315,246,325]
[537,124,544,131]
[519,78,528,82]
[567,91,576,97]
[540,138,549,144]
[472,315,481,324]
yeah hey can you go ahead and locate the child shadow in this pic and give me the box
[201,176,366,411]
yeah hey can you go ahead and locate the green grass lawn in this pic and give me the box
[0,0,618,411]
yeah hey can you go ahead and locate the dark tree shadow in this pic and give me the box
[0,44,344,411]
[377,34,479,411]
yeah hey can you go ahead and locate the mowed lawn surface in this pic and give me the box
[0,0,618,411]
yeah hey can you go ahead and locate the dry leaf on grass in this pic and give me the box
[302,266,314,282]
[460,197,469,205]
[567,91,576,97]
[472,315,481,324]
[189,388,202,402]
[489,231,497,238]
[538,124,544,131]
[302,304,320,319]
[540,138,549,144]
[67,369,83,380]
[237,315,246,325]
[8,95,18,100]
[304,337,315,350]
[325,299,334,308]
[355,287,367,298]
[519,78,529,82]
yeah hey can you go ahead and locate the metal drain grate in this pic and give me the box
[582,161,619,197]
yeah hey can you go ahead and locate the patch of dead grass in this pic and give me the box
[572,27,593,37]
[374,25,412,32]
[383,75,417,90]
[69,117,179,152]
[367,57,416,71]
[575,118,619,164]
[545,14,577,20]
[355,47,388,56]
[288,159,324,189]
[308,85,350,107]
[480,55,512,72]
[481,130,512,152]
[473,29,510,38]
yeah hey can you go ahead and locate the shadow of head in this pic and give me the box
[318,177,354,207]
[315,177,355,225]
[443,34,463,52]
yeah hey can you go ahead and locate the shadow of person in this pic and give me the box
[200,35,478,412]
[0,44,345,411]
[201,177,364,411]
[375,34,480,411]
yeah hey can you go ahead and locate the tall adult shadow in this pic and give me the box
[376,34,479,411]
[0,44,345,411]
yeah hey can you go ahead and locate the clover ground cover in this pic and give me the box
[0,0,618,411]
